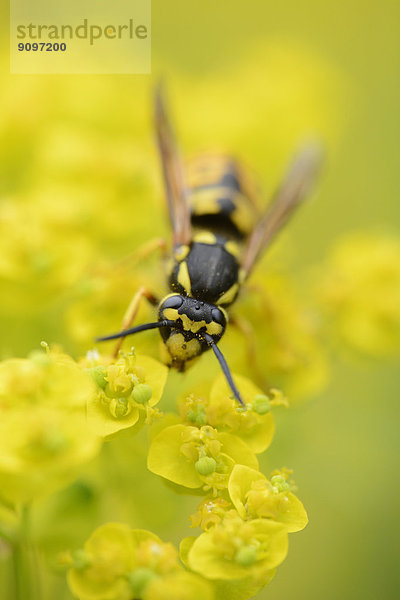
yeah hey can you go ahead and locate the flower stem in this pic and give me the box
[13,504,39,600]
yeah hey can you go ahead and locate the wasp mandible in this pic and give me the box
[97,87,322,405]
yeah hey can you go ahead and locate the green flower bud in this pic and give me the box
[234,544,258,566]
[128,567,158,596]
[87,366,108,389]
[195,456,217,476]
[131,383,152,405]
[252,394,271,415]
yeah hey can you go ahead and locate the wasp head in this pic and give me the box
[158,294,227,369]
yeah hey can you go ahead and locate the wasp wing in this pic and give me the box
[241,142,323,278]
[154,84,192,247]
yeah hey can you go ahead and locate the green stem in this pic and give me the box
[13,504,39,600]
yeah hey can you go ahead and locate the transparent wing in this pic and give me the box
[154,84,192,247]
[241,142,324,278]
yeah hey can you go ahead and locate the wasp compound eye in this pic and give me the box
[162,295,184,309]
[211,307,226,326]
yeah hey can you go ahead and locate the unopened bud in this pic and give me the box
[252,394,271,415]
[195,456,217,476]
[131,383,152,404]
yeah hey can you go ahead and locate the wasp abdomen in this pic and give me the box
[187,154,259,238]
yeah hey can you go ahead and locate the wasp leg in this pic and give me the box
[114,237,168,270]
[113,286,159,358]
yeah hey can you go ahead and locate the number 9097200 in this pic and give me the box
[18,42,67,52]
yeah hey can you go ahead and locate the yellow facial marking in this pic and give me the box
[205,320,224,336]
[193,231,217,245]
[166,333,201,361]
[177,313,223,336]
[177,261,191,294]
[224,240,241,259]
[217,283,239,306]
[179,313,205,333]
[174,244,190,262]
[162,306,223,336]
[163,308,179,322]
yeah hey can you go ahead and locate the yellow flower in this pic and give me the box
[228,465,308,533]
[208,375,277,453]
[147,424,258,492]
[184,511,287,582]
[0,347,94,414]
[0,347,101,503]
[0,407,100,504]
[84,351,168,439]
[67,523,214,600]
[190,497,232,531]
[179,374,281,454]
[67,523,137,600]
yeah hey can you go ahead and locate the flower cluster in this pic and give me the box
[64,370,306,600]
[65,523,214,600]
[0,344,168,505]
[0,346,100,504]
[145,375,306,598]
[0,335,308,599]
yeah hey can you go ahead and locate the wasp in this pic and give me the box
[97,87,322,405]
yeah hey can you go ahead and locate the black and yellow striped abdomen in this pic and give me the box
[168,154,259,307]
[187,154,259,238]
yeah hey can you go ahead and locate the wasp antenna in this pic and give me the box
[203,333,245,406]
[96,320,176,343]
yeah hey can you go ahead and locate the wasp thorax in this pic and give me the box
[158,294,227,368]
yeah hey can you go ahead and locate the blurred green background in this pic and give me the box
[1,1,399,599]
